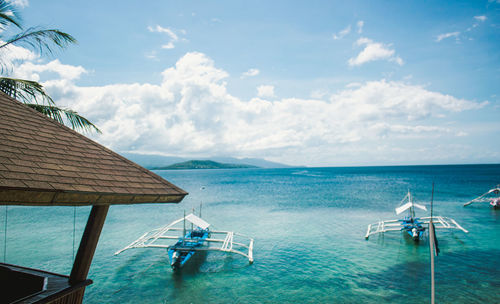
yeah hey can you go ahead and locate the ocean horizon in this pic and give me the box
[2,164,499,303]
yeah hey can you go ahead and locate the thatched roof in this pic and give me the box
[0,93,187,206]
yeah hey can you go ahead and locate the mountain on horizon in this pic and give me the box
[151,160,258,170]
[119,152,291,169]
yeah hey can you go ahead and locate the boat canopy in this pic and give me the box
[395,202,427,215]
[185,213,210,229]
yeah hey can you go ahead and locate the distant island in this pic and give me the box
[151,160,259,170]
[120,152,291,169]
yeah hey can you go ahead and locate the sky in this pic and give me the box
[3,0,500,167]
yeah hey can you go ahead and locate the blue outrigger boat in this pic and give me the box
[115,211,254,271]
[167,214,211,270]
[365,190,468,241]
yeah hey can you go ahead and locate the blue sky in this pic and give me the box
[6,0,500,166]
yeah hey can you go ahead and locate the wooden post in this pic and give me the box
[69,205,109,285]
[429,182,435,304]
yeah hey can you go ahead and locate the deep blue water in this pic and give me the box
[2,165,500,303]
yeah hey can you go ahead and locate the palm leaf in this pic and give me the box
[0,0,21,29]
[0,77,54,105]
[0,27,77,56]
[0,77,101,133]
[26,104,102,134]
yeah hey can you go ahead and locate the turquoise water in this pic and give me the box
[2,165,500,303]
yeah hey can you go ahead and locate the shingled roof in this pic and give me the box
[0,93,187,206]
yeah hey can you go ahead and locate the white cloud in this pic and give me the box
[148,25,185,50]
[310,89,328,99]
[162,42,175,49]
[7,0,28,8]
[14,52,489,166]
[257,85,275,98]
[345,82,362,88]
[348,37,403,66]
[241,68,260,78]
[13,59,86,81]
[333,25,351,40]
[474,15,487,22]
[435,31,460,42]
[357,21,364,34]
[0,42,36,72]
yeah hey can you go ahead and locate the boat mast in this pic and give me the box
[408,190,415,218]
[191,208,194,232]
[183,210,186,245]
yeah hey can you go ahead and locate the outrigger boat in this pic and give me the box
[115,212,254,270]
[365,191,468,241]
[464,186,500,208]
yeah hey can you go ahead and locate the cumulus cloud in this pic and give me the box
[13,59,86,82]
[147,25,185,50]
[474,15,487,22]
[241,68,260,78]
[14,52,488,165]
[257,85,275,98]
[348,37,403,66]
[333,25,351,40]
[0,41,36,72]
[435,31,460,42]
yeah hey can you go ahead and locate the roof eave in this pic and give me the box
[0,188,188,206]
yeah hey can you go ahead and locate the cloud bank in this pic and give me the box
[12,52,487,166]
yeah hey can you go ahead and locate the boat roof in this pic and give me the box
[395,201,427,215]
[185,213,210,229]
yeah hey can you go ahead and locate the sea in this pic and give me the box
[2,164,500,303]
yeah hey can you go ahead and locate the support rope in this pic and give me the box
[3,206,7,262]
[73,206,76,259]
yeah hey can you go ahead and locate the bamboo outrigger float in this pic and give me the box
[464,186,500,208]
[115,212,254,270]
[365,190,468,241]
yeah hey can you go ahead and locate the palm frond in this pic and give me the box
[0,77,101,133]
[26,104,102,134]
[0,27,77,55]
[0,77,55,105]
[0,0,21,29]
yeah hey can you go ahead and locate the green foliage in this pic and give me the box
[0,0,21,29]
[0,77,101,133]
[0,0,99,134]
[152,160,258,170]
[0,28,77,60]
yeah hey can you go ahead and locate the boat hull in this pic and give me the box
[401,217,425,241]
[168,229,209,270]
